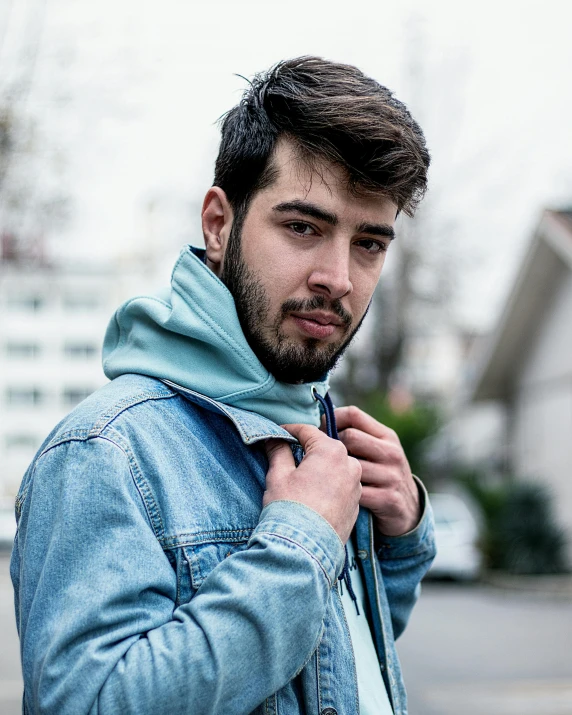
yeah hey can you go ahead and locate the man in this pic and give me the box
[11,57,435,714]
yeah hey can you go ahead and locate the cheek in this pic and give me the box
[350,273,380,317]
[256,250,310,297]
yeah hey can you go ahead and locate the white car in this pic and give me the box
[427,492,482,581]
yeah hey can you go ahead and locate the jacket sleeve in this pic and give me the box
[12,435,345,715]
[374,477,436,639]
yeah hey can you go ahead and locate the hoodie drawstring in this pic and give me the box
[312,389,360,616]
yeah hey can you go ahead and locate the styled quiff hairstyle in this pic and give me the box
[214,56,430,221]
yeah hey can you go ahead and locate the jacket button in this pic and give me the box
[321,709,338,715]
[357,549,369,560]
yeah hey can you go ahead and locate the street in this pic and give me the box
[2,554,572,714]
[399,581,572,715]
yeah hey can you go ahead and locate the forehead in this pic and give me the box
[250,139,398,223]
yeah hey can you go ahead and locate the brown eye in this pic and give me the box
[288,222,315,236]
[357,239,387,254]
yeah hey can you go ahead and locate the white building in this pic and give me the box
[0,257,160,500]
[471,209,572,557]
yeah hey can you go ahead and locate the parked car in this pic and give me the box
[427,492,482,581]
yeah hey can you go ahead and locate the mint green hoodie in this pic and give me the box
[102,245,330,426]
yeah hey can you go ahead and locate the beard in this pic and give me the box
[220,220,369,384]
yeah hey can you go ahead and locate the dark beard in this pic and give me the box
[220,221,368,384]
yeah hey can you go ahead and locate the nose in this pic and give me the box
[307,243,353,300]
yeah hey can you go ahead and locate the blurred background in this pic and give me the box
[1,0,572,713]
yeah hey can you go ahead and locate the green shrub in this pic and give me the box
[459,471,567,574]
[359,392,441,478]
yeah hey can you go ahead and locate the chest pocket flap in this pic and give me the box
[183,529,254,592]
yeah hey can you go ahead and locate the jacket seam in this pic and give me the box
[99,430,166,539]
[39,388,178,453]
[333,587,360,713]
[159,528,256,548]
[23,433,165,541]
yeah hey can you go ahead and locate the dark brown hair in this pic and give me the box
[214,56,430,221]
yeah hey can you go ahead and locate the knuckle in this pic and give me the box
[384,491,402,512]
[387,428,399,443]
[348,405,363,422]
[350,457,362,478]
[342,427,359,446]
[384,443,401,462]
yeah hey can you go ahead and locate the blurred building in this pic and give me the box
[399,322,475,405]
[470,209,572,557]
[0,248,161,500]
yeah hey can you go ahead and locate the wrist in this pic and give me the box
[374,477,424,536]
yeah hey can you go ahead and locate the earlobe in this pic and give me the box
[201,187,233,273]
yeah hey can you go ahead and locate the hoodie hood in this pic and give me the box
[102,245,329,427]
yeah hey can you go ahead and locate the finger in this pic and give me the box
[264,439,296,472]
[359,484,381,510]
[281,423,326,451]
[359,460,392,486]
[338,427,395,463]
[334,405,397,441]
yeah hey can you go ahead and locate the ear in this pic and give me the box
[201,187,234,275]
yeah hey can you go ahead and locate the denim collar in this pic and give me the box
[162,379,298,446]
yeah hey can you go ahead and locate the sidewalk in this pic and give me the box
[421,678,572,715]
[483,572,572,599]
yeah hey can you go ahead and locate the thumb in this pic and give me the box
[264,439,296,475]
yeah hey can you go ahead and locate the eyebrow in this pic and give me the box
[273,200,338,226]
[273,200,395,240]
[356,222,395,240]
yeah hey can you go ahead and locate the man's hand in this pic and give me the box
[332,406,421,537]
[263,424,362,544]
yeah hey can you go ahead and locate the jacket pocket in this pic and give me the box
[182,528,254,592]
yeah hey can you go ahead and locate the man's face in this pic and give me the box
[220,141,398,383]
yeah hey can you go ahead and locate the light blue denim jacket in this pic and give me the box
[11,373,435,715]
[12,246,436,713]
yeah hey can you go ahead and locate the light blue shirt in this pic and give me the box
[340,538,394,714]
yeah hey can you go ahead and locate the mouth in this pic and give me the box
[289,311,347,340]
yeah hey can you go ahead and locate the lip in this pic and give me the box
[290,312,345,340]
[290,311,344,327]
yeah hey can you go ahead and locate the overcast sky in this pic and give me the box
[1,0,571,330]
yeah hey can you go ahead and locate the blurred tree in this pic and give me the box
[0,0,70,264]
[338,14,468,406]
[359,389,442,480]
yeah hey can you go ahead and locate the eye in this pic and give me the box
[356,239,388,254]
[287,221,316,236]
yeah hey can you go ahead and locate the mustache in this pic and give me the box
[280,295,352,328]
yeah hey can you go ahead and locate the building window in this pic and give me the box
[5,343,41,358]
[62,294,100,311]
[63,343,98,359]
[6,294,45,312]
[5,387,44,405]
[62,387,94,406]
[5,434,39,451]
